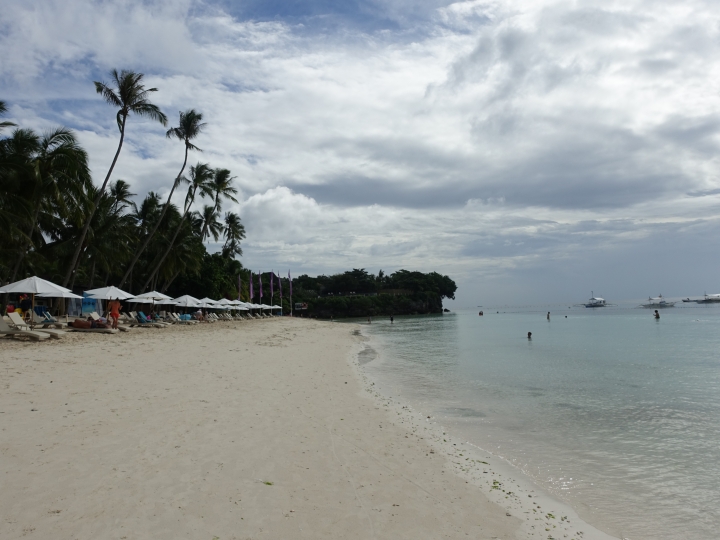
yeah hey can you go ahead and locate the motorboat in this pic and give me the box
[640,294,675,308]
[696,293,720,304]
[584,292,607,308]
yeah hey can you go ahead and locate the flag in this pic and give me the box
[259,272,263,299]
[249,272,254,301]
[270,270,274,297]
[288,270,292,296]
[278,273,282,298]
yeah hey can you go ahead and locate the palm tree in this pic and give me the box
[196,205,223,242]
[141,162,214,291]
[0,101,16,134]
[201,168,238,239]
[118,109,205,287]
[9,127,91,283]
[221,212,246,258]
[63,69,167,287]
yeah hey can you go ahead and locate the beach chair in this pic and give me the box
[90,311,131,332]
[8,312,65,339]
[0,318,50,341]
[172,313,197,324]
[136,312,170,328]
[32,312,66,329]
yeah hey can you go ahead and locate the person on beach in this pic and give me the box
[108,298,121,329]
[654,310,660,319]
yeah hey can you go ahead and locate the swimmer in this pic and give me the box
[654,310,660,319]
[527,331,532,339]
[390,315,394,323]
[547,311,550,321]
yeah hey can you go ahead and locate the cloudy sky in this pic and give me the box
[3,0,720,306]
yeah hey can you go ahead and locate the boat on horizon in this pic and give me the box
[641,294,675,308]
[583,292,607,308]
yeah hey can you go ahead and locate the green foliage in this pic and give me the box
[289,269,457,318]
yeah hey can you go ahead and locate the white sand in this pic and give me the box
[0,318,618,539]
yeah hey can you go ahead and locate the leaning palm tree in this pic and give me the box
[221,212,246,259]
[0,101,17,134]
[141,162,214,291]
[118,109,205,287]
[200,168,238,239]
[196,205,223,242]
[62,69,167,287]
[9,127,91,283]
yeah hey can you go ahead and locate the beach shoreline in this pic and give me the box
[2,317,525,539]
[353,325,620,540]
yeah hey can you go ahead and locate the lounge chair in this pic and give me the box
[0,318,50,341]
[171,313,197,324]
[89,311,130,332]
[133,312,169,328]
[32,312,66,329]
[8,312,65,339]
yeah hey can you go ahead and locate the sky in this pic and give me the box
[3,0,720,307]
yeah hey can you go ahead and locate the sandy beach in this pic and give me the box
[1,318,614,539]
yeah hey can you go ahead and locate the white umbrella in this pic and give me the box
[85,285,133,300]
[0,276,70,295]
[198,297,218,304]
[271,305,282,310]
[126,296,154,303]
[133,290,172,301]
[37,291,83,299]
[173,295,200,307]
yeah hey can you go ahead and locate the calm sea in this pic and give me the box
[356,304,720,540]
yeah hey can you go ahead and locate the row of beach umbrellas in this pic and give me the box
[0,277,282,313]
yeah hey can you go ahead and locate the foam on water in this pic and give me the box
[356,305,720,540]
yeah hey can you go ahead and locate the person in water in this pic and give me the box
[108,297,121,330]
[390,315,394,323]
[527,331,532,339]
[547,312,550,321]
[654,310,660,319]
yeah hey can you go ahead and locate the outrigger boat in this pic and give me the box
[584,292,607,308]
[640,294,675,308]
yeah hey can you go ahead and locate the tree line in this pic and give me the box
[0,70,246,295]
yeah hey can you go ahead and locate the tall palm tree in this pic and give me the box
[118,109,205,287]
[221,212,246,258]
[196,205,223,242]
[200,168,238,239]
[9,127,91,283]
[63,69,167,287]
[141,163,214,291]
[0,101,17,134]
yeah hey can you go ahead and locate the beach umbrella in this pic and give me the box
[126,296,153,303]
[173,295,200,307]
[198,297,218,304]
[0,276,70,295]
[37,291,83,299]
[85,285,133,300]
[133,291,172,301]
[0,276,71,323]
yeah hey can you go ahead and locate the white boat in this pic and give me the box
[641,294,675,308]
[584,292,607,308]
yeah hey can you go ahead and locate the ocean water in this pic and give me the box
[356,305,720,540]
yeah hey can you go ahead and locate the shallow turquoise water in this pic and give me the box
[357,305,720,539]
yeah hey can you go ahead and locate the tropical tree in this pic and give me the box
[7,127,91,283]
[0,101,16,133]
[119,109,205,287]
[195,205,223,242]
[63,69,167,287]
[141,162,214,291]
[201,168,238,239]
[221,212,246,258]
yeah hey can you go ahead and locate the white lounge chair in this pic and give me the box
[8,312,65,339]
[0,318,49,341]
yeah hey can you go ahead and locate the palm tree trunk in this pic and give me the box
[161,270,181,294]
[118,144,189,288]
[63,114,127,287]
[9,200,42,283]
[141,187,197,292]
